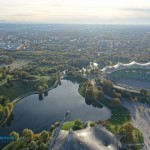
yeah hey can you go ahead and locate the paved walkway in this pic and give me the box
[13,80,59,104]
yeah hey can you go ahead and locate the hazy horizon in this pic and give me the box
[0,0,150,24]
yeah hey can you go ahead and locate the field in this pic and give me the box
[100,98,131,126]
[0,76,55,101]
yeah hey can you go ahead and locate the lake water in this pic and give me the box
[0,80,110,138]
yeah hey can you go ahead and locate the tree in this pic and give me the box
[43,84,48,91]
[0,96,8,105]
[2,72,6,79]
[50,125,55,132]
[6,103,14,112]
[38,86,43,93]
[74,119,82,127]
[3,107,10,117]
[29,141,37,150]
[39,142,47,150]
[112,98,121,105]
[140,89,148,96]
[10,131,19,141]
[23,129,34,143]
[0,104,2,111]
[94,89,104,100]
[103,80,113,95]
[55,122,60,127]
[21,71,29,79]
[114,92,122,100]
[39,130,49,142]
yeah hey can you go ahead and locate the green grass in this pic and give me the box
[0,74,13,85]
[100,98,131,125]
[62,121,75,131]
[0,76,55,101]
[62,121,85,131]
[3,141,26,150]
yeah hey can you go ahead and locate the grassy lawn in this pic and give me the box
[0,74,12,85]
[0,76,55,101]
[62,121,75,131]
[3,141,26,150]
[100,98,131,125]
[62,121,86,131]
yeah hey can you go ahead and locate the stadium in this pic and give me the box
[101,61,150,91]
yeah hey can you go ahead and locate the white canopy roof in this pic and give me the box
[101,61,150,73]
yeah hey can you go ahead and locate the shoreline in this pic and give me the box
[12,80,59,104]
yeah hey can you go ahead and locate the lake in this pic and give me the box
[0,80,111,137]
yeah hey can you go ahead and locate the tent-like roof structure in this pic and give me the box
[101,61,150,73]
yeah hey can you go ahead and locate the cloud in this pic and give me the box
[11,14,34,17]
[121,8,150,12]
[0,0,150,24]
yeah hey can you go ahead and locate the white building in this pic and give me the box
[101,61,150,74]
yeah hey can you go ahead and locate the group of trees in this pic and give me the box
[37,83,48,93]
[114,87,150,104]
[79,81,104,101]
[0,56,14,65]
[102,80,114,96]
[99,121,143,144]
[8,121,61,149]
[9,128,50,150]
[0,66,11,79]
[0,96,14,125]
[66,66,84,79]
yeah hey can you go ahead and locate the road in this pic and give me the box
[113,85,140,94]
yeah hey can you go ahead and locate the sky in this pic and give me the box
[0,0,150,24]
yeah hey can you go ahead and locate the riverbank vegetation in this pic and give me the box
[79,80,131,125]
[0,75,57,101]
[0,71,57,126]
[3,119,86,150]
[0,96,14,126]
[78,80,144,147]
[3,129,50,150]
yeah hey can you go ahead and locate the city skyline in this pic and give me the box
[0,0,150,24]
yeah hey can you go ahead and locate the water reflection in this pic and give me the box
[85,98,103,108]
[39,94,44,100]
[1,113,14,128]
[0,80,110,138]
[44,91,48,97]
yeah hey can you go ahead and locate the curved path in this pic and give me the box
[12,80,59,104]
